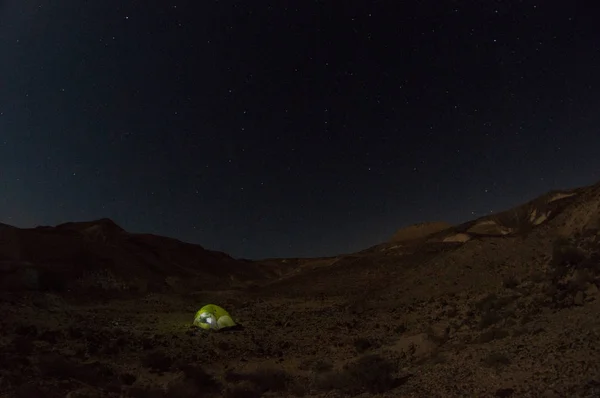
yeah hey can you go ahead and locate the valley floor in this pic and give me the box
[2,269,600,398]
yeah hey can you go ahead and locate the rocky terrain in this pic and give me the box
[1,181,600,397]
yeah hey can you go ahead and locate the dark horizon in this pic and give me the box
[4,178,597,261]
[2,1,599,259]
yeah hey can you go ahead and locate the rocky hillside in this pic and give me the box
[0,218,277,295]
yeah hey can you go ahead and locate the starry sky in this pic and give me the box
[1,1,599,259]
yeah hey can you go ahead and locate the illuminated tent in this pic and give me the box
[193,304,237,330]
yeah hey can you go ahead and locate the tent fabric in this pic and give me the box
[193,304,236,330]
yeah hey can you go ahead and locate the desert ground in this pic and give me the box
[1,181,600,397]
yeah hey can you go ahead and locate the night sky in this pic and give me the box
[1,1,599,259]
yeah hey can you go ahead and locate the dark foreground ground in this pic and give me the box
[2,227,600,398]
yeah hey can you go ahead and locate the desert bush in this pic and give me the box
[127,387,166,398]
[353,337,376,353]
[481,352,511,368]
[311,358,333,373]
[345,354,400,393]
[315,354,401,394]
[566,269,594,293]
[38,270,68,292]
[38,354,80,379]
[12,336,34,355]
[129,278,148,294]
[477,328,509,344]
[394,323,407,334]
[38,354,116,386]
[76,269,129,291]
[14,383,48,398]
[502,275,520,289]
[545,235,600,307]
[166,378,202,398]
[224,382,262,398]
[550,238,587,278]
[473,293,517,330]
[530,270,546,283]
[119,373,136,385]
[479,310,503,329]
[474,294,499,312]
[225,368,290,394]
[179,364,221,392]
[314,370,351,392]
[142,350,173,372]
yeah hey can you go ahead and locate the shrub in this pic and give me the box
[315,354,403,395]
[225,368,290,394]
[502,275,519,289]
[482,352,511,368]
[311,358,333,373]
[344,354,400,394]
[479,311,503,329]
[353,337,374,353]
[76,269,129,291]
[477,328,509,344]
[142,350,173,372]
[179,364,221,392]
[550,239,587,279]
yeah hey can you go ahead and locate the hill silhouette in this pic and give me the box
[0,218,280,295]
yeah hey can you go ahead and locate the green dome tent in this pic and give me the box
[193,304,237,330]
